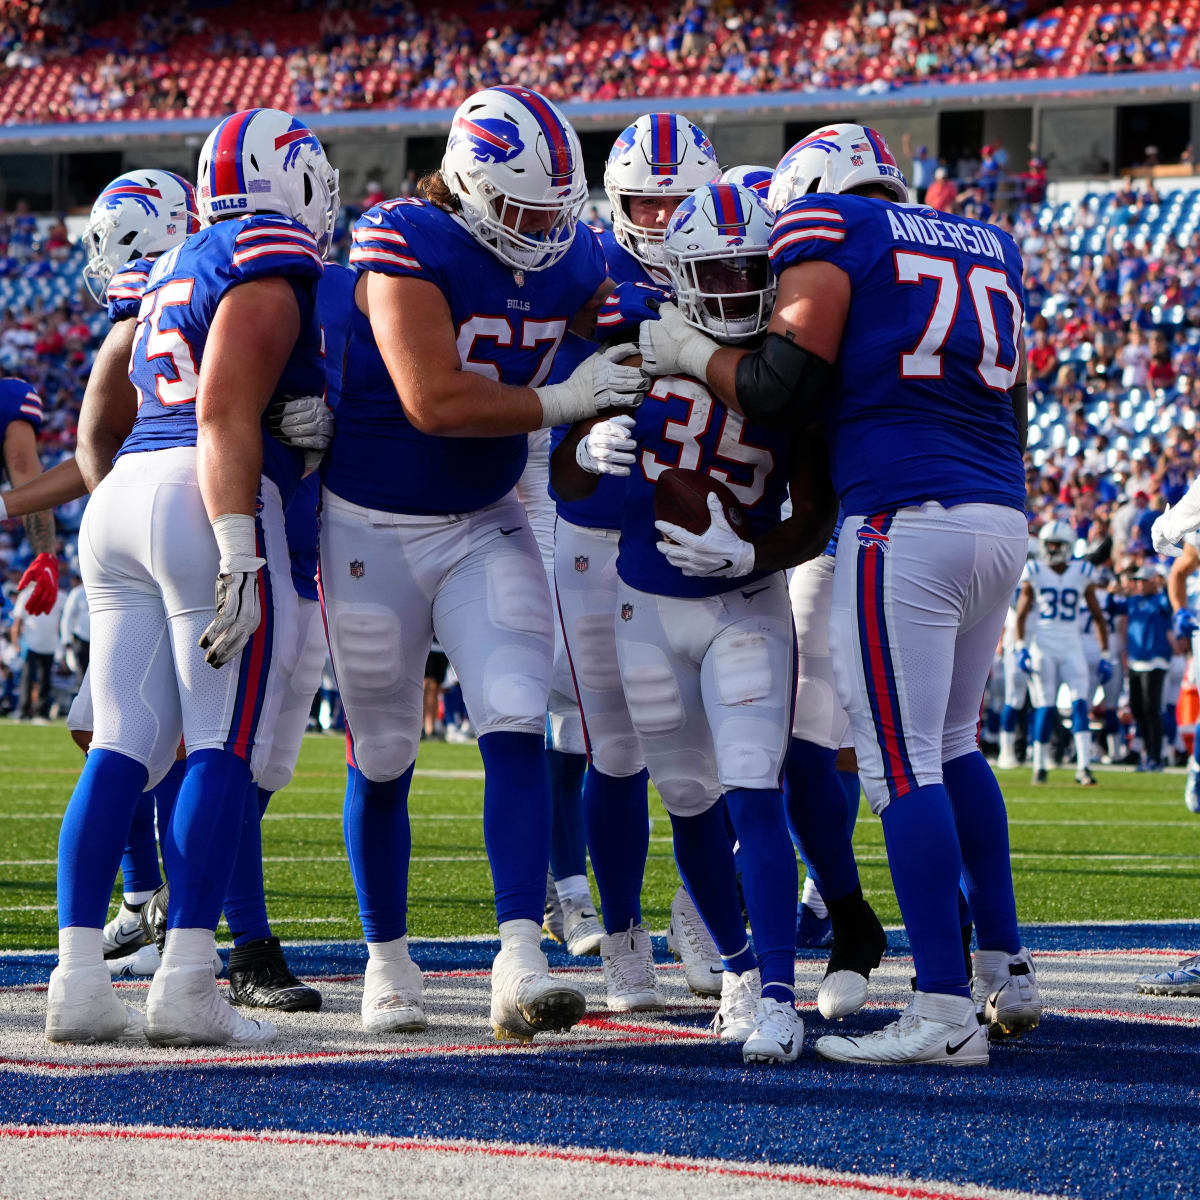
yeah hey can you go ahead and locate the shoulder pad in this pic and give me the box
[349,199,437,280]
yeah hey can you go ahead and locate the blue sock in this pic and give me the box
[1001,704,1019,733]
[547,749,587,880]
[1104,709,1120,736]
[479,731,550,925]
[668,805,755,974]
[584,768,648,932]
[985,709,1000,739]
[783,738,859,902]
[442,684,465,727]
[725,787,796,1003]
[878,782,970,997]
[839,771,860,838]
[344,764,412,942]
[152,758,185,848]
[1071,698,1089,734]
[120,788,161,898]
[162,749,250,931]
[944,751,1021,954]
[222,781,272,946]
[1032,706,1054,745]
[57,749,148,928]
[1164,704,1178,747]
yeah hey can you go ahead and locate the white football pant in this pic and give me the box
[789,553,850,750]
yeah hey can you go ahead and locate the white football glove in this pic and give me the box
[655,492,756,579]
[266,393,334,450]
[576,413,637,477]
[199,514,265,669]
[638,301,720,381]
[1151,503,1187,558]
[535,344,649,428]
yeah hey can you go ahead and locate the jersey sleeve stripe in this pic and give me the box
[348,246,424,272]
[234,226,319,248]
[353,228,409,247]
[106,287,143,299]
[231,243,324,268]
[19,404,42,417]
[769,228,846,257]
[774,208,844,228]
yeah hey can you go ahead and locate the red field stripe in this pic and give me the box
[1056,1006,1200,1026]
[0,1124,1022,1200]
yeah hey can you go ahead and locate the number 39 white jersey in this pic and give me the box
[1022,558,1092,652]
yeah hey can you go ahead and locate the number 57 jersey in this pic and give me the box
[768,192,1027,517]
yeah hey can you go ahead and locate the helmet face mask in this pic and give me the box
[1038,519,1075,566]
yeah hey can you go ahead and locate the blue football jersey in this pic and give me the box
[548,227,662,531]
[325,198,606,515]
[106,256,155,324]
[119,213,325,507]
[617,371,792,599]
[0,378,44,446]
[769,193,1026,516]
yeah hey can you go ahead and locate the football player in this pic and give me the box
[46,107,336,1047]
[547,113,724,1010]
[637,123,1041,1065]
[1015,520,1111,786]
[322,86,646,1041]
[557,182,835,1063]
[1080,566,1124,764]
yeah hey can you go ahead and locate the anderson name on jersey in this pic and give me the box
[326,198,606,516]
[767,192,1026,516]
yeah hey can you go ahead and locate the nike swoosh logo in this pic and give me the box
[945,1034,976,1055]
[741,585,768,599]
[780,1038,794,1055]
[708,967,722,975]
[499,527,521,536]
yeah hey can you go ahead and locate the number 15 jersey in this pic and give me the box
[768,192,1026,517]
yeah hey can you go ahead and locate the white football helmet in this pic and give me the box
[662,182,775,344]
[604,113,721,267]
[719,165,774,203]
[81,170,199,305]
[442,86,586,272]
[1039,519,1075,566]
[197,108,339,255]
[768,123,909,213]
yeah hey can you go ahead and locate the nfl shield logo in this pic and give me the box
[850,153,864,167]
[620,603,633,622]
[574,555,589,573]
[349,559,365,578]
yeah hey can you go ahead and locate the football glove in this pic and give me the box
[576,413,637,477]
[199,514,265,669]
[1096,656,1114,685]
[655,492,756,579]
[17,552,58,615]
[594,281,673,339]
[535,344,649,427]
[1151,505,1185,558]
[1173,608,1197,640]
[1016,645,1033,675]
[265,393,333,451]
[638,301,720,381]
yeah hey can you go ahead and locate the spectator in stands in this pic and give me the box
[10,577,63,723]
[924,166,957,212]
[906,138,934,202]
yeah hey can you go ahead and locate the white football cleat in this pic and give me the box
[815,990,987,1066]
[742,997,804,1064]
[45,962,146,1044]
[1186,761,1200,814]
[490,941,586,1040]
[818,970,869,1021]
[971,946,1042,1037]
[101,901,151,960]
[561,896,604,957]
[541,870,564,943]
[1136,952,1200,995]
[710,968,759,1042]
[667,886,723,997]
[600,924,664,1012]
[108,942,161,978]
[362,954,427,1033]
[996,750,1020,770]
[146,964,276,1047]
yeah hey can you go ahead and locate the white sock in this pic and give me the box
[800,875,827,917]
[367,935,410,964]
[498,918,541,951]
[1073,731,1091,770]
[123,890,154,908]
[161,927,217,971]
[1032,741,1047,772]
[58,926,104,967]
[999,731,1017,760]
[554,874,591,906]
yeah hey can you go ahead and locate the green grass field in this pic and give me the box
[2,722,1199,951]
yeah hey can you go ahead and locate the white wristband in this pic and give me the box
[210,513,260,572]
[534,381,592,430]
[679,337,718,384]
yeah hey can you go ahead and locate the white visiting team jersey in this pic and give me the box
[1022,558,1093,650]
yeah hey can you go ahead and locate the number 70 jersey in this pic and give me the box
[768,192,1027,517]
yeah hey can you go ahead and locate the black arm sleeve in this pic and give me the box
[733,332,835,431]
[1011,382,1028,452]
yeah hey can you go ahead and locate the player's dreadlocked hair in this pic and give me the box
[417,170,461,213]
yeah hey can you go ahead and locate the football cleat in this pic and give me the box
[490,941,586,1041]
[101,901,152,960]
[561,896,604,957]
[1186,763,1200,814]
[600,924,664,1012]
[1075,767,1097,786]
[996,750,1020,770]
[710,968,760,1042]
[228,937,322,1012]
[795,903,833,949]
[667,886,723,997]
[45,962,146,1044]
[818,896,888,1020]
[139,882,169,954]
[742,997,804,1065]
[361,953,427,1033]
[108,943,160,978]
[1032,767,1048,784]
[816,990,987,1066]
[542,870,564,943]
[146,963,276,1047]
[972,946,1042,1037]
[1135,953,1200,996]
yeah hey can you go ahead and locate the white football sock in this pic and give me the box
[1073,731,1091,770]
[367,935,411,963]
[800,875,827,917]
[59,926,104,967]
[161,927,218,971]
[999,731,1017,761]
[554,874,592,906]
[1032,741,1047,772]
[498,918,541,951]
[123,890,154,907]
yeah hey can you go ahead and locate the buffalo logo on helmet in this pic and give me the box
[855,526,890,552]
[620,602,634,621]
[349,559,365,578]
[274,124,322,171]
[452,114,526,165]
[691,125,717,160]
[574,555,589,573]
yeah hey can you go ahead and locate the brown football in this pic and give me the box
[654,468,748,539]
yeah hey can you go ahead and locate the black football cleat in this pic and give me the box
[139,882,169,954]
[228,937,322,1012]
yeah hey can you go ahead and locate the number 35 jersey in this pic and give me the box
[119,213,325,506]
[617,371,792,600]
[768,192,1026,517]
[1022,558,1093,651]
[325,198,606,515]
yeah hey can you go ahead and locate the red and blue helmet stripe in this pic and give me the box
[709,184,747,238]
[208,109,256,198]
[648,112,679,175]
[493,86,574,186]
[861,127,897,168]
